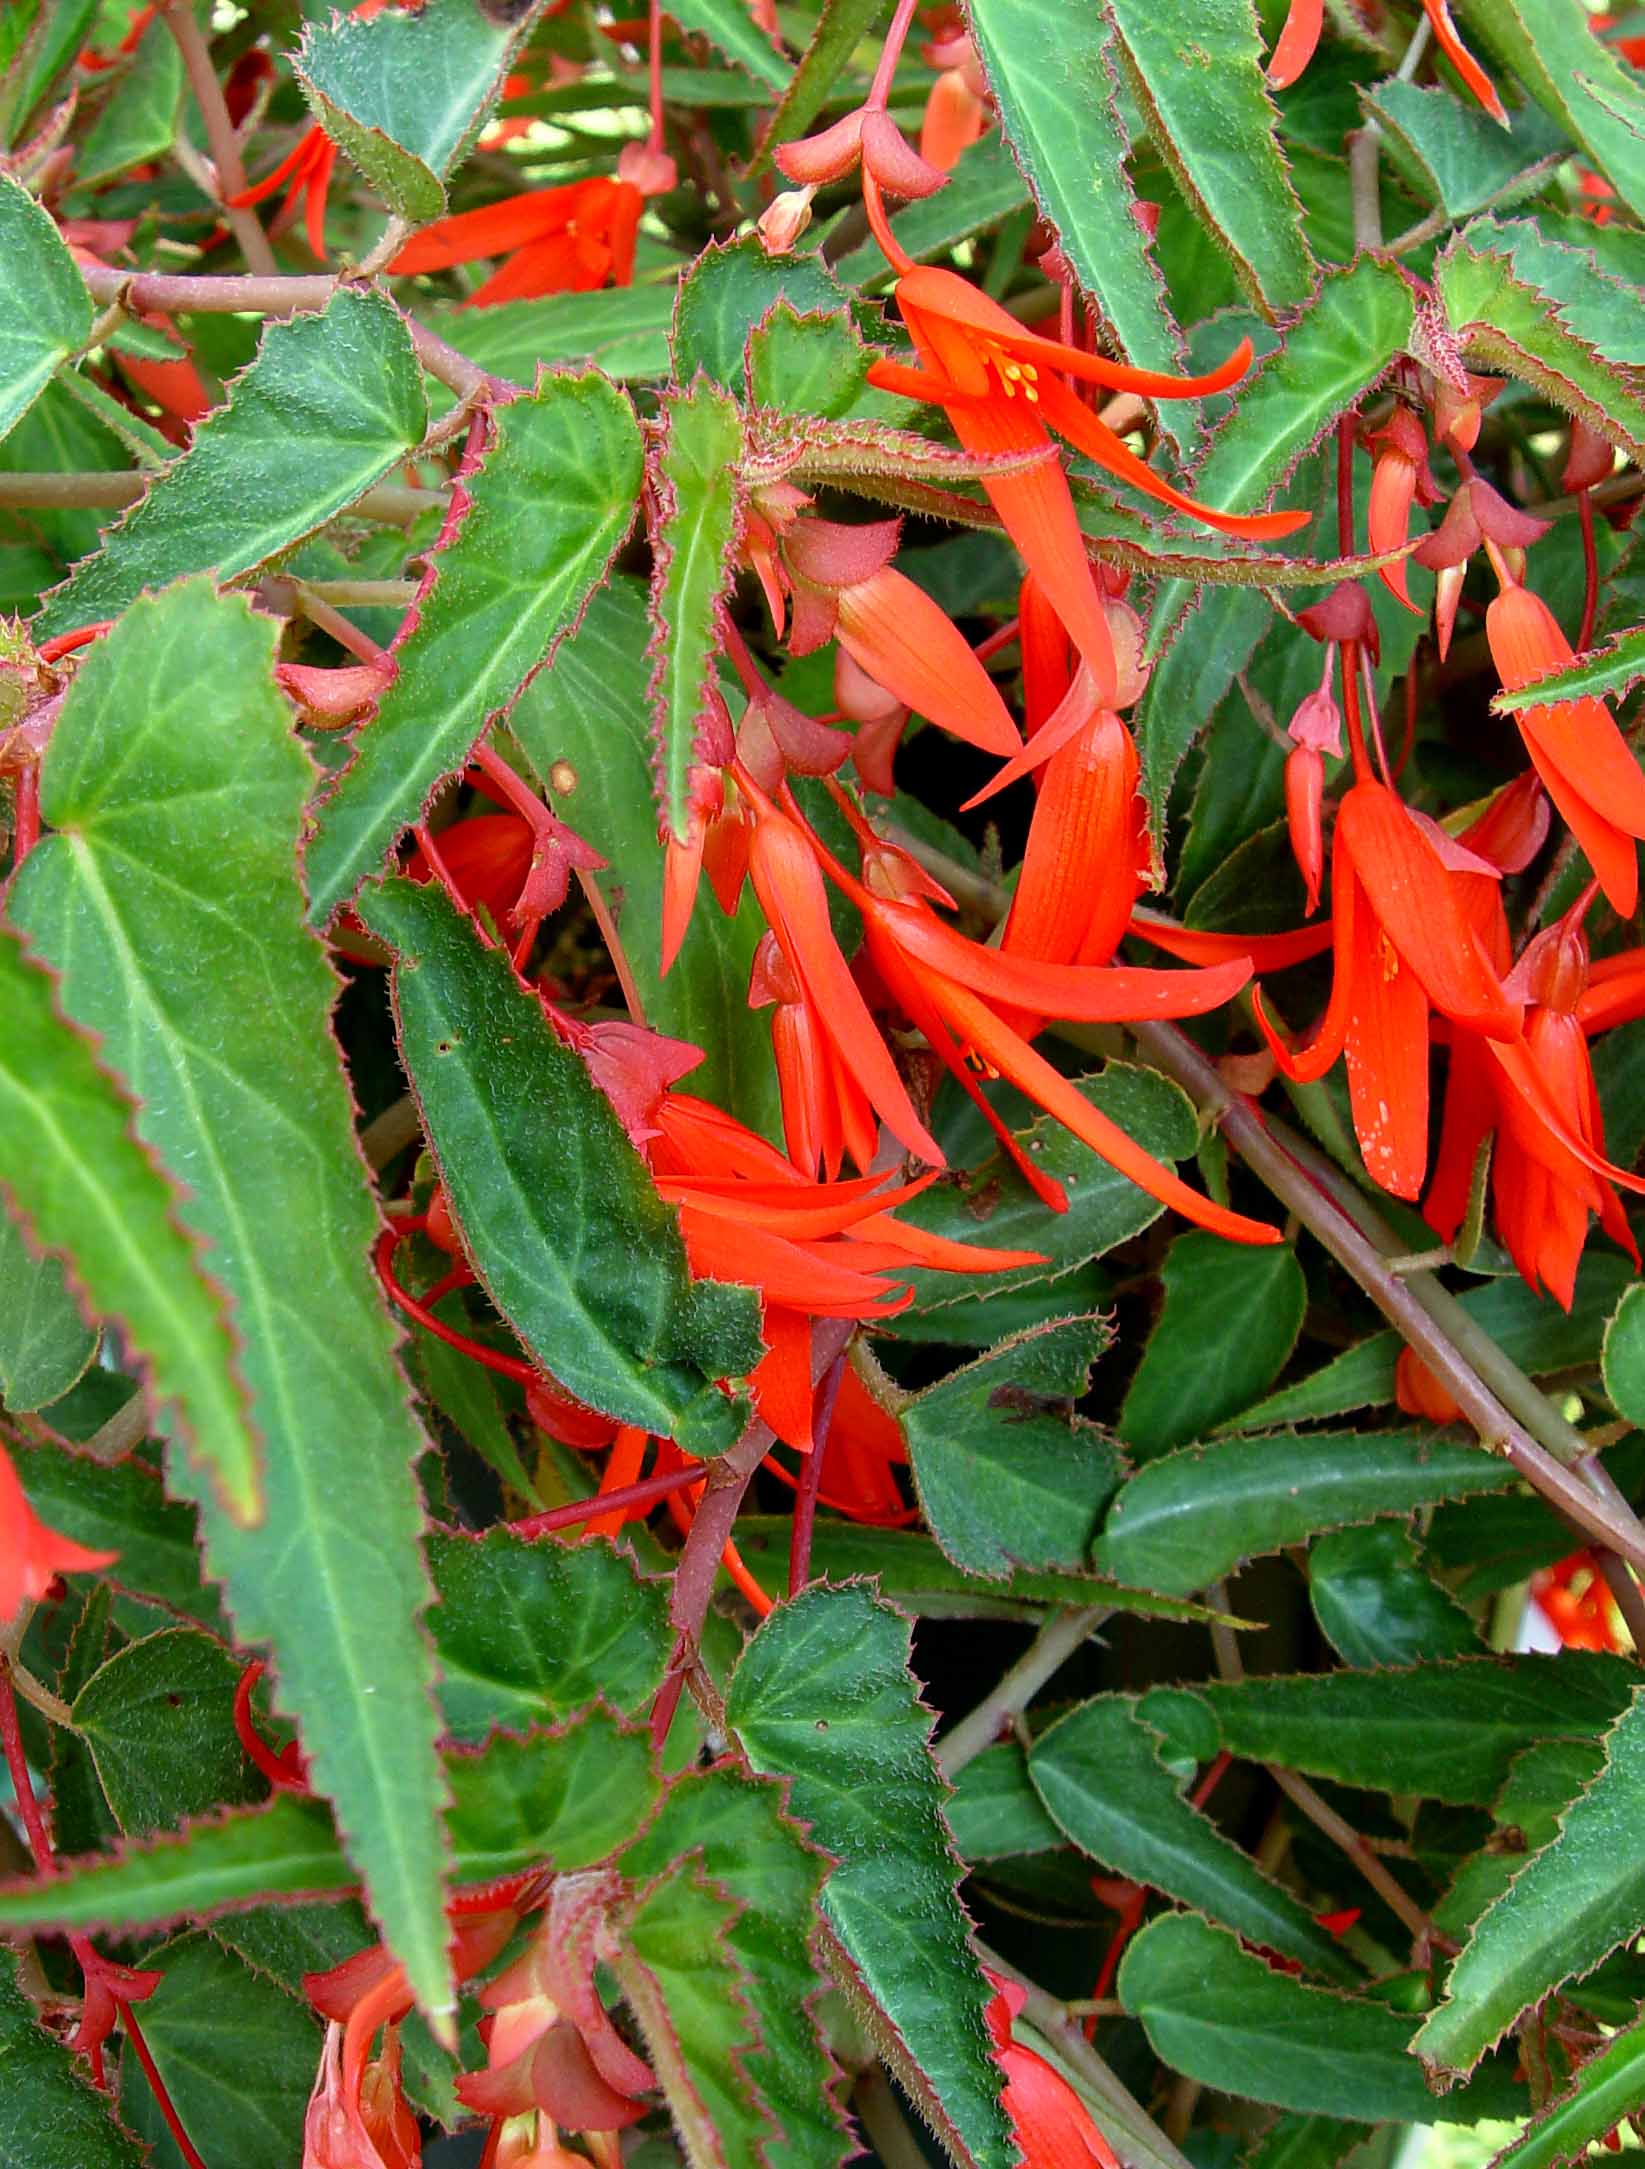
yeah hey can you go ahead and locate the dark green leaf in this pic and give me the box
[426,284,675,392]
[1308,1523,1483,1669]
[1119,1230,1306,1459]
[305,368,640,922]
[35,291,426,641]
[444,1711,660,1881]
[1364,82,1566,220]
[1029,1696,1359,1979]
[946,1742,1065,1860]
[10,1435,221,1632]
[359,876,760,1457]
[0,174,91,443]
[1432,1739,1601,1948]
[73,1627,259,1834]
[672,235,851,388]
[728,1584,1013,2169]
[1494,619,1645,712]
[1242,2115,1372,2169]
[0,1205,96,1411]
[76,11,180,185]
[1484,2010,1645,2169]
[11,582,451,2027]
[1602,1280,1645,1426]
[671,0,789,87]
[904,1316,1122,1577]
[0,1948,145,2169]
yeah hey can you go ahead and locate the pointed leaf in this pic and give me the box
[357,875,762,1457]
[35,290,426,641]
[0,1949,145,2169]
[650,378,743,844]
[1416,1690,1645,2083]
[0,929,258,1516]
[1465,0,1645,227]
[427,285,675,393]
[946,1742,1065,1860]
[305,367,640,922]
[671,0,790,87]
[1364,82,1566,220]
[76,10,180,186]
[745,302,869,420]
[10,582,451,2026]
[1119,1230,1306,1459]
[1494,620,1645,712]
[73,1626,261,1834]
[672,237,853,389]
[1308,1523,1482,1668]
[294,0,549,222]
[728,1584,1014,2169]
[1243,2116,1372,2169]
[0,1202,96,1412]
[1432,1740,1601,1948]
[0,174,91,443]
[1484,2010,1645,2169]
[1102,0,1314,316]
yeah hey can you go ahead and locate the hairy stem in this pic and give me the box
[159,0,277,276]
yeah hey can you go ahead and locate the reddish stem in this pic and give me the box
[789,1350,845,1597]
[121,2005,210,2169]
[1578,487,1600,652]
[866,0,922,108]
[973,616,1022,666]
[509,1456,710,1538]
[374,1226,539,1388]
[647,0,666,154]
[1340,639,1371,785]
[862,169,916,277]
[11,765,40,869]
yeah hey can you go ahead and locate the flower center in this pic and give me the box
[992,353,1040,404]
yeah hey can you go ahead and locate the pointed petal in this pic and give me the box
[1514,703,1645,915]
[1422,0,1507,120]
[1129,910,1336,970]
[1267,0,1324,84]
[1343,900,1433,1199]
[1001,709,1140,967]
[836,569,1020,758]
[962,669,1106,809]
[1367,452,1419,610]
[1251,845,1359,1082]
[853,1215,1047,1272]
[228,127,323,206]
[1425,1038,1496,1240]
[751,1306,815,1451]
[390,187,586,274]
[1578,950,1645,1035]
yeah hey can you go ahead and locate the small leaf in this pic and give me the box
[305,367,640,922]
[294,0,549,222]
[0,1948,145,2169]
[1307,1523,1482,1669]
[728,1585,1014,2169]
[1416,1689,1645,2083]
[1493,619,1645,712]
[76,10,180,186]
[673,235,852,390]
[671,0,789,87]
[1484,2009,1645,2169]
[904,1316,1123,1577]
[1364,82,1566,221]
[752,0,886,170]
[946,1743,1065,1861]
[1119,1230,1306,1459]
[74,1627,260,1834]
[0,174,91,444]
[1464,0,1645,227]
[1093,1429,1514,1598]
[1103,0,1314,317]
[649,379,744,844]
[35,290,426,641]
[358,876,761,1456]
[745,302,868,420]
[0,1205,97,1412]
[1119,1912,1522,2122]
[1602,1279,1645,1426]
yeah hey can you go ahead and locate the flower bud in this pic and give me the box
[616,139,677,195]
[1284,743,1325,915]
[757,185,815,252]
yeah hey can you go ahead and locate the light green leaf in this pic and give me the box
[1602,1279,1645,1425]
[74,1627,260,1834]
[1103,0,1313,316]
[10,581,451,2027]
[649,379,743,844]
[904,1316,1123,1577]
[294,0,548,222]
[728,1585,1014,2169]
[0,1949,145,2169]
[1417,1690,1645,2082]
[1365,81,1566,220]
[671,0,789,87]
[357,877,761,1458]
[0,1205,97,1412]
[305,367,639,923]
[1465,0,1645,226]
[1119,1229,1306,1458]
[0,175,91,444]
[1484,2010,1645,2169]
[426,284,674,393]
[76,10,180,186]
[1031,1697,1359,1979]
[1432,1739,1601,1947]
[745,301,868,419]
[1494,619,1645,712]
[753,0,885,170]
[673,235,851,388]
[36,290,425,642]
[1093,1430,1513,1597]
[1308,1523,1482,1669]
[0,928,257,1517]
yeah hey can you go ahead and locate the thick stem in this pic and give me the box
[159,0,277,276]
[789,1348,844,1596]
[0,472,441,527]
[935,1605,1108,1778]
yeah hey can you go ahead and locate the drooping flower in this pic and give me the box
[919,23,988,169]
[0,1442,116,1625]
[984,1974,1120,2168]
[1365,406,1440,613]
[387,177,645,303]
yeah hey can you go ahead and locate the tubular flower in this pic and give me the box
[1414,473,1548,660]
[230,127,338,261]
[1484,579,1645,916]
[1284,675,1344,916]
[387,179,644,303]
[919,24,988,169]
[985,1975,1120,2168]
[1254,780,1522,1200]
[1365,406,1439,612]
[866,267,1307,699]
[1394,1347,1463,1425]
[0,1441,116,1625]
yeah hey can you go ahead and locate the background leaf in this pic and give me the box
[73,1627,260,1834]
[1119,1229,1306,1458]
[0,1202,98,1412]
[0,174,91,444]
[0,1949,145,2169]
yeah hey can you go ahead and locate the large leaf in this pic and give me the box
[0,1207,96,1411]
[0,1948,145,2169]
[10,582,451,2027]
[649,378,744,844]
[1093,1429,1513,1597]
[305,368,641,924]
[35,291,425,642]
[0,928,257,1516]
[73,1626,260,1834]
[358,876,761,1457]
[293,0,548,222]
[1465,0,1645,228]
[904,1315,1122,1577]
[1119,1913,1521,2123]
[1029,1696,1359,1980]
[1118,1229,1306,1458]
[1103,0,1313,317]
[728,1585,1013,2169]
[1308,1523,1482,1669]
[1416,1690,1645,2083]
[1139,1654,1637,1806]
[1484,2012,1645,2169]
[0,174,91,444]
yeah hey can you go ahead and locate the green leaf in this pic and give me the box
[73,1627,260,1834]
[444,1712,660,1881]
[1102,0,1313,317]
[832,132,1030,287]
[426,284,675,392]
[1602,1279,1645,1426]
[0,1206,97,1411]
[1031,1697,1359,1979]
[1465,0,1645,227]
[35,290,425,641]
[672,236,851,389]
[1484,2010,1645,2169]
[0,928,257,1516]
[728,1585,1013,2169]
[1364,82,1566,220]
[967,0,1188,430]
[946,1742,1065,1860]
[305,368,640,923]
[649,379,743,844]
[508,577,778,1135]
[1437,222,1645,464]
[358,876,760,1456]
[0,175,91,443]
[904,1316,1123,1577]
[1432,1739,1601,1946]
[1140,1654,1637,1806]
[76,10,180,186]
[1308,1523,1482,1669]
[0,1948,145,2169]
[10,582,451,2028]
[745,301,868,420]
[1119,1230,1306,1459]
[293,0,548,223]
[428,1525,671,1742]
[1242,2115,1372,2169]
[1494,619,1645,712]
[10,1435,222,1633]
[671,0,789,86]
[116,1933,317,2169]
[1093,1429,1514,1597]
[753,0,884,169]
[1416,1690,1645,2082]
[1119,1913,1521,2122]
[620,1765,846,2169]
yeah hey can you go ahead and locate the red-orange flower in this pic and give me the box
[0,1442,116,1625]
[231,127,339,261]
[1266,0,1501,118]
[1531,1551,1627,1653]
[388,179,643,304]
[985,1974,1120,2168]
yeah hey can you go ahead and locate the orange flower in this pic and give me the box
[1485,581,1645,916]
[1531,1551,1627,1653]
[231,127,339,261]
[1266,0,1501,117]
[866,267,1306,698]
[1365,406,1438,614]
[985,1974,1120,2168]
[388,179,642,303]
[0,1443,116,1625]
[1394,1347,1463,1425]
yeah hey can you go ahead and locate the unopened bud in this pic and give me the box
[1284,743,1326,916]
[758,186,815,254]
[1564,419,1614,495]
[1287,685,1343,757]
[617,140,677,196]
